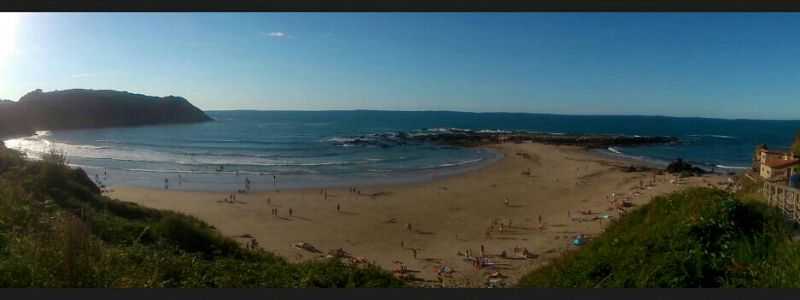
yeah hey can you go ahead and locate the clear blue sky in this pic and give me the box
[1,13,799,119]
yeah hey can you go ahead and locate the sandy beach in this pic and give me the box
[107,142,732,287]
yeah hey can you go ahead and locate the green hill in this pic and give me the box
[518,187,800,288]
[0,144,401,288]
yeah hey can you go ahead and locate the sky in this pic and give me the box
[0,13,799,119]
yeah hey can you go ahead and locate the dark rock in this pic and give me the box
[665,158,705,176]
[410,130,679,148]
[0,100,34,139]
[70,167,101,194]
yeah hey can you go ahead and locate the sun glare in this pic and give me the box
[0,13,22,70]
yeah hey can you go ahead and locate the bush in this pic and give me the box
[518,188,800,288]
[0,146,402,287]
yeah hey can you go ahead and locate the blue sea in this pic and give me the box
[4,110,799,191]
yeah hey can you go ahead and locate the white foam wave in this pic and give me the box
[715,164,750,170]
[687,134,737,139]
[427,157,484,169]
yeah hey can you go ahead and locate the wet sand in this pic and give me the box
[107,142,732,287]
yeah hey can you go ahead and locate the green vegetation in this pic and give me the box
[0,144,401,287]
[734,175,764,204]
[792,132,800,157]
[518,187,800,287]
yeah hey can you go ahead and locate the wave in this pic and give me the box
[715,164,750,170]
[126,168,315,176]
[687,134,737,139]
[607,147,623,154]
[422,157,484,169]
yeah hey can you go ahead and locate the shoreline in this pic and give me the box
[107,142,733,287]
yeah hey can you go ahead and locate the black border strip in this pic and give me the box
[4,0,800,12]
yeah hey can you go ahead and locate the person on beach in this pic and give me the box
[412,248,417,259]
[401,240,404,247]
[406,223,412,231]
[267,197,270,204]
[504,198,509,206]
[538,215,542,224]
[480,244,485,258]
[164,178,169,189]
[289,208,293,216]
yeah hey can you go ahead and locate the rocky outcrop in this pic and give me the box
[0,100,34,139]
[17,89,212,130]
[665,158,706,176]
[410,130,679,148]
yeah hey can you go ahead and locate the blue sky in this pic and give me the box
[1,13,799,119]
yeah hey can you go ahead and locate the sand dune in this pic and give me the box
[107,142,731,287]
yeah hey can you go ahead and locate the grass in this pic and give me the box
[518,187,800,287]
[0,144,402,288]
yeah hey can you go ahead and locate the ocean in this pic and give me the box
[3,110,799,191]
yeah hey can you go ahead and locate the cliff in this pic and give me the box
[16,89,212,131]
[0,100,34,139]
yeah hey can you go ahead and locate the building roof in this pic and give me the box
[759,148,788,155]
[765,158,800,169]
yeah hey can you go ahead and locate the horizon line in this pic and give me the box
[202,108,800,122]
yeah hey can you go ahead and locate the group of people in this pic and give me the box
[348,187,362,195]
[246,238,260,250]
[270,207,293,216]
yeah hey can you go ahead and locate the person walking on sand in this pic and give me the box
[538,215,542,224]
[412,248,417,259]
[164,178,169,189]
[504,198,509,206]
[337,204,340,213]
[480,244,485,258]
[289,208,293,216]
[406,223,412,231]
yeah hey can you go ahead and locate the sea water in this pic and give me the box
[4,110,799,191]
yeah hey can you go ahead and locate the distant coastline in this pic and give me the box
[0,89,211,140]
